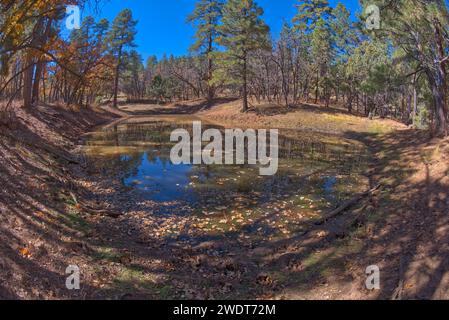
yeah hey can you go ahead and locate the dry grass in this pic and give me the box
[197,99,404,135]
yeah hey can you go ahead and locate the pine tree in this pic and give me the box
[293,0,333,32]
[215,0,269,112]
[310,17,333,105]
[106,9,137,108]
[188,0,224,104]
[94,18,110,51]
[360,0,449,135]
[122,50,145,100]
[331,3,356,57]
[274,22,294,107]
[292,0,334,105]
[330,3,358,111]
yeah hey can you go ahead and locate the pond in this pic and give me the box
[83,116,369,222]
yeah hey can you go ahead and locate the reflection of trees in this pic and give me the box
[145,151,171,166]
[119,152,145,180]
[183,130,368,208]
[84,121,219,182]
[277,131,366,168]
[87,150,145,180]
[89,122,366,171]
[85,121,368,206]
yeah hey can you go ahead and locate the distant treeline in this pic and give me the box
[0,0,448,135]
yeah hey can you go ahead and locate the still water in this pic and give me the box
[83,116,368,212]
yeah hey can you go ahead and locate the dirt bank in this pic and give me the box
[0,104,119,299]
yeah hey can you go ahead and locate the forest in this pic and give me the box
[1,0,449,302]
[1,0,448,134]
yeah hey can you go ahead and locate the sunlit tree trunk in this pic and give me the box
[242,56,248,112]
[22,53,34,108]
[431,19,448,136]
[113,46,123,109]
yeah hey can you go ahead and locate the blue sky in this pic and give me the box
[83,0,361,61]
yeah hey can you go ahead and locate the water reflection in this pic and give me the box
[124,154,197,202]
[83,117,367,210]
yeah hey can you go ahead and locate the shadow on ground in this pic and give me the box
[1,102,447,300]
[82,127,448,300]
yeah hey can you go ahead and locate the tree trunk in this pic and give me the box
[406,91,412,124]
[413,83,418,117]
[428,73,448,135]
[32,61,43,105]
[347,92,353,114]
[112,46,123,109]
[41,65,47,103]
[242,56,248,112]
[204,16,217,105]
[22,53,34,108]
[431,19,448,135]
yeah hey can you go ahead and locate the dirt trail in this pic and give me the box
[355,131,449,299]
